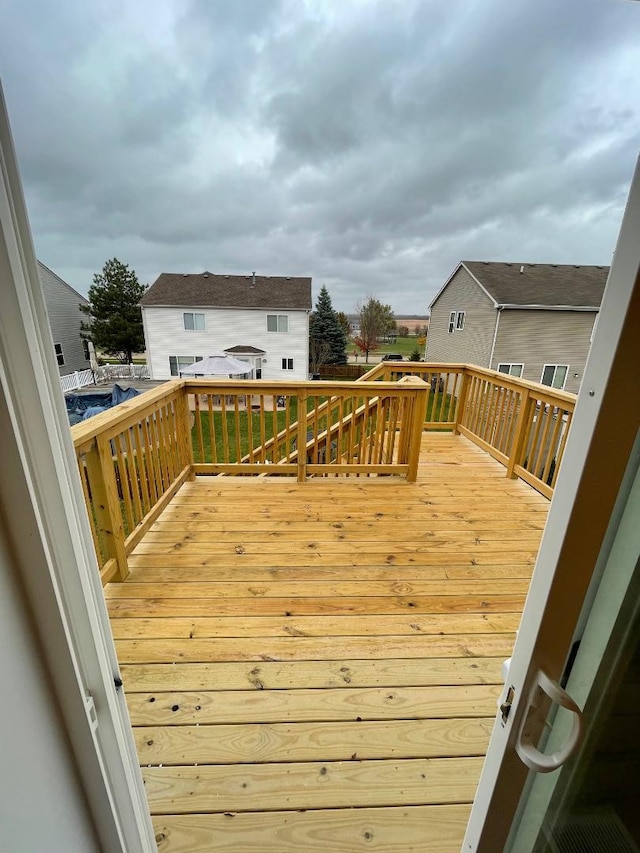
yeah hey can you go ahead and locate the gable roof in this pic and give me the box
[140,272,312,311]
[37,260,89,305]
[224,345,266,355]
[462,261,608,309]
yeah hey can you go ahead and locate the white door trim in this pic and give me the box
[0,85,155,851]
[463,156,640,851]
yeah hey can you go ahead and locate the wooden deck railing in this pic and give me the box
[70,366,575,584]
[183,379,427,481]
[362,362,576,499]
[71,382,193,584]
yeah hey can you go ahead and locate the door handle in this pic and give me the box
[515,669,583,773]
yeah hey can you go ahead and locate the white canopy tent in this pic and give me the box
[179,353,253,377]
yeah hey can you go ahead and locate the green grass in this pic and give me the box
[192,396,331,463]
[348,336,423,359]
[191,387,455,463]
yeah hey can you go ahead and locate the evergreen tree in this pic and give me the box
[83,258,146,363]
[309,285,347,365]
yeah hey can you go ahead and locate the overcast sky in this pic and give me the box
[2,0,638,312]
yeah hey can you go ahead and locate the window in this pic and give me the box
[267,314,289,333]
[82,339,90,360]
[541,364,568,390]
[497,363,524,377]
[169,355,199,376]
[54,342,64,366]
[281,358,294,370]
[183,312,205,331]
[448,310,465,333]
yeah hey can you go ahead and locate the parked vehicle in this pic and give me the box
[381,353,404,361]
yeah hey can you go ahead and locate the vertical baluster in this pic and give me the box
[220,394,230,464]
[271,395,278,463]
[297,390,307,482]
[207,394,216,464]
[113,433,134,534]
[133,422,151,515]
[78,456,102,564]
[551,410,571,488]
[246,396,254,463]
[284,394,291,461]
[194,393,204,463]
[541,406,563,486]
[142,416,159,504]
[234,394,242,464]
[124,427,143,525]
[258,395,266,463]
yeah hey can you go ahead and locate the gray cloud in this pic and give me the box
[1,0,638,312]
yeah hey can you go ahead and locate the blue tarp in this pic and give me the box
[66,384,140,425]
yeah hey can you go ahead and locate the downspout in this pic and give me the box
[488,307,502,369]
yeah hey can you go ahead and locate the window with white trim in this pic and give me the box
[497,363,524,377]
[54,342,64,366]
[541,364,568,390]
[183,312,205,331]
[169,355,199,376]
[267,314,289,333]
[281,358,294,370]
[448,310,465,333]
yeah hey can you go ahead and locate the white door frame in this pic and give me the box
[0,85,156,851]
[463,156,640,851]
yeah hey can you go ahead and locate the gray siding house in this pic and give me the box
[38,261,91,376]
[425,262,608,393]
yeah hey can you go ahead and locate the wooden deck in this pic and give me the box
[105,433,549,852]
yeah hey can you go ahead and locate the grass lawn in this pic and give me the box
[192,395,333,462]
[348,336,423,359]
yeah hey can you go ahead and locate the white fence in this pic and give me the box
[94,363,150,382]
[60,368,95,393]
[60,363,149,393]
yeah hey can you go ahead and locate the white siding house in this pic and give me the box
[140,272,312,381]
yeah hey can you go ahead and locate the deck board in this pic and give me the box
[109,433,549,851]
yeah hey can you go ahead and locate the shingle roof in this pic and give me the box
[463,262,608,308]
[140,272,312,310]
[224,345,266,355]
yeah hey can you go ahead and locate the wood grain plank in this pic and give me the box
[120,657,504,692]
[143,757,484,813]
[111,612,521,639]
[107,594,527,618]
[136,718,493,764]
[116,633,515,663]
[105,579,531,599]
[152,804,471,853]
[127,684,501,725]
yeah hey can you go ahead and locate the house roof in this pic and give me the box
[462,262,608,309]
[224,345,266,355]
[140,272,312,310]
[37,260,89,305]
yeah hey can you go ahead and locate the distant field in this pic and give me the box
[347,336,424,359]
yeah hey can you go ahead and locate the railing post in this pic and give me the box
[453,369,470,435]
[85,438,128,582]
[176,387,195,480]
[297,389,308,482]
[403,377,429,482]
[506,387,532,479]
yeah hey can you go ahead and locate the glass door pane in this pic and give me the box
[507,460,640,852]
